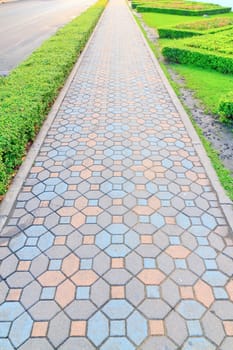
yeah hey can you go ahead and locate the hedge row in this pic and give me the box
[219,92,233,119]
[0,0,107,194]
[158,25,233,39]
[162,45,233,73]
[162,28,233,74]
[136,6,231,16]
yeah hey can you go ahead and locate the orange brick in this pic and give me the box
[113,199,122,205]
[111,286,125,299]
[17,261,31,271]
[180,286,194,299]
[138,269,165,285]
[83,236,95,245]
[54,236,66,245]
[112,258,124,268]
[71,271,98,286]
[141,236,153,244]
[40,201,49,208]
[31,322,48,337]
[165,217,176,225]
[112,216,123,223]
[38,271,65,287]
[71,321,86,336]
[166,246,191,259]
[34,218,44,225]
[56,280,75,308]
[226,280,233,301]
[7,289,22,301]
[62,253,80,277]
[91,184,99,190]
[194,280,214,307]
[50,172,59,178]
[149,320,165,335]
[224,321,233,336]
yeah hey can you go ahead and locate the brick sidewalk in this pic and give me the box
[0,0,233,349]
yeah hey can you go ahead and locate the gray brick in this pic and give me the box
[202,311,225,345]
[126,278,145,306]
[0,254,18,279]
[211,301,233,320]
[19,339,53,350]
[103,269,131,285]
[140,336,176,350]
[93,252,111,275]
[65,300,96,320]
[91,278,110,307]
[29,300,60,320]
[139,300,171,319]
[59,338,95,350]
[161,278,180,308]
[21,281,42,309]
[165,311,188,346]
[48,311,70,348]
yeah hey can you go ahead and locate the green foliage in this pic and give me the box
[187,28,233,55]
[176,16,233,30]
[158,17,233,38]
[133,0,231,16]
[162,29,233,74]
[0,0,107,194]
[219,91,233,119]
[137,6,231,16]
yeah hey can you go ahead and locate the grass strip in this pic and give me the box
[0,0,108,195]
[134,13,233,200]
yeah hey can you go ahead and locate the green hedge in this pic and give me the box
[158,25,233,39]
[0,0,107,194]
[162,29,233,74]
[158,28,201,39]
[136,6,231,16]
[162,45,233,73]
[219,91,233,119]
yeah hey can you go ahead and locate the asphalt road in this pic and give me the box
[0,0,96,74]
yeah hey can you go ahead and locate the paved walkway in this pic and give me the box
[1,0,233,349]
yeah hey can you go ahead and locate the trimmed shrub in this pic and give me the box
[136,6,231,16]
[162,29,233,74]
[0,0,107,194]
[158,17,233,39]
[219,92,233,119]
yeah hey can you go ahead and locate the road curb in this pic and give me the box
[0,5,107,234]
[129,4,233,232]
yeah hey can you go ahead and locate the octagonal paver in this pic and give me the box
[0,0,232,348]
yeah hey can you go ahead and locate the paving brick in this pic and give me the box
[140,336,176,350]
[90,278,110,307]
[0,0,232,348]
[165,311,188,346]
[19,338,53,350]
[161,278,180,307]
[20,281,41,309]
[28,300,60,321]
[47,311,70,348]
[139,300,171,319]
[202,311,225,345]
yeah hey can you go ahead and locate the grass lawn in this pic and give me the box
[141,11,233,28]
[170,64,233,115]
[141,12,205,27]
